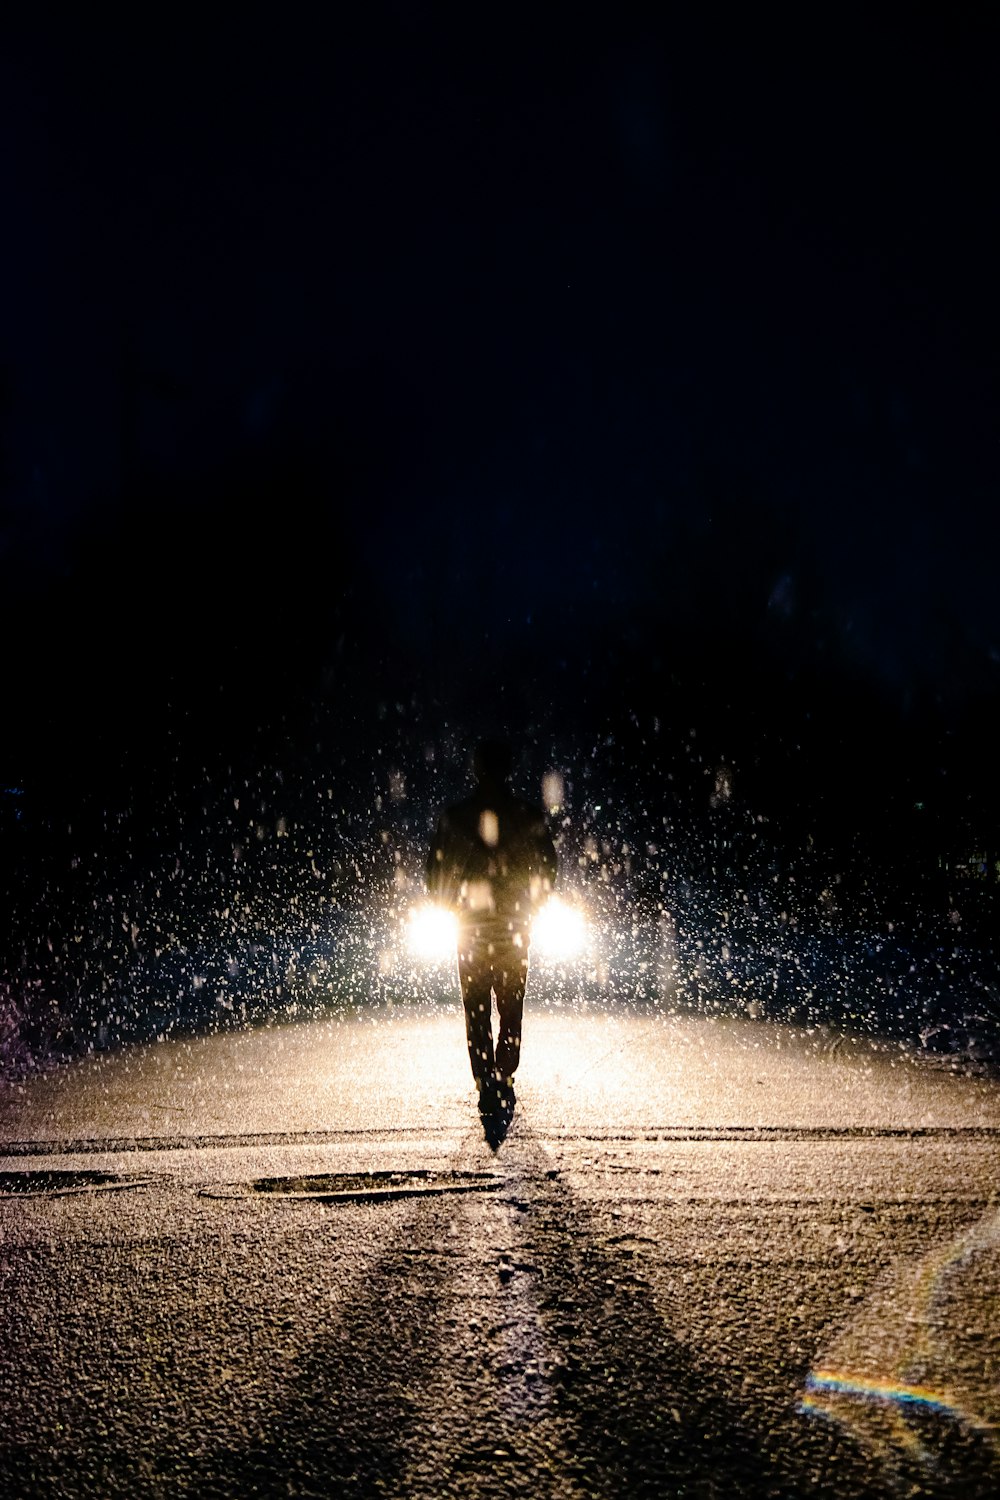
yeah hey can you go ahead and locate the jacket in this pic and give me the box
[426,784,558,938]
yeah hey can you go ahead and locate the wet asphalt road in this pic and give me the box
[1,1006,998,1498]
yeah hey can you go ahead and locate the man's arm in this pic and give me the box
[426,818,445,896]
[538,818,558,892]
[426,814,461,905]
[525,808,558,902]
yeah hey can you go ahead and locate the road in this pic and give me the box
[1,1004,998,1498]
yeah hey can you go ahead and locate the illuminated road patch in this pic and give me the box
[200,1169,501,1203]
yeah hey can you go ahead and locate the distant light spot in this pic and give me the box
[479,809,499,847]
[543,771,564,813]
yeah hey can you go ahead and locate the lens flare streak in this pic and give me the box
[800,1206,1000,1470]
[801,1370,967,1420]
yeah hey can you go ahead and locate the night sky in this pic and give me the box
[3,6,999,877]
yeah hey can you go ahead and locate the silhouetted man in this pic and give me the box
[426,738,558,1113]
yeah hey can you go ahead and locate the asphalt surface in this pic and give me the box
[1,1005,998,1498]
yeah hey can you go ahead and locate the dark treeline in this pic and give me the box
[2,441,999,1069]
[4,457,998,898]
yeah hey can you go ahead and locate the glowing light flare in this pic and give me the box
[800,1206,1000,1463]
[405,904,458,962]
[802,1370,961,1418]
[542,770,564,814]
[531,897,588,961]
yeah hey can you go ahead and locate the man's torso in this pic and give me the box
[428,790,556,937]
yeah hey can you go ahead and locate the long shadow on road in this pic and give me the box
[489,1125,805,1499]
[180,1117,844,1499]
[0,1115,891,1500]
[183,1209,460,1498]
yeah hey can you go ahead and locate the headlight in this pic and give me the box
[531,897,588,961]
[405,904,458,962]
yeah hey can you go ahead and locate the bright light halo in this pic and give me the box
[531,897,588,961]
[405,904,458,962]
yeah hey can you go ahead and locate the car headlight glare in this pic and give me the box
[531,897,588,960]
[405,904,458,962]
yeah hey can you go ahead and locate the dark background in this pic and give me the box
[2,5,998,1056]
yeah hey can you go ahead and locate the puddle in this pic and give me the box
[0,1170,157,1198]
[200,1169,501,1203]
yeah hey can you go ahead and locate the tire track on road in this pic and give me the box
[5,1123,1000,1157]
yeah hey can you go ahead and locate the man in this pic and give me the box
[426,738,558,1114]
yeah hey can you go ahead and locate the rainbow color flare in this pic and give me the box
[799,1205,1000,1474]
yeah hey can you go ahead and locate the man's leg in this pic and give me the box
[459,947,495,1093]
[494,948,528,1087]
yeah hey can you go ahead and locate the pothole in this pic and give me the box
[0,1170,157,1198]
[200,1169,501,1203]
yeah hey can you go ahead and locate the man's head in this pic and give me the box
[473,737,512,787]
